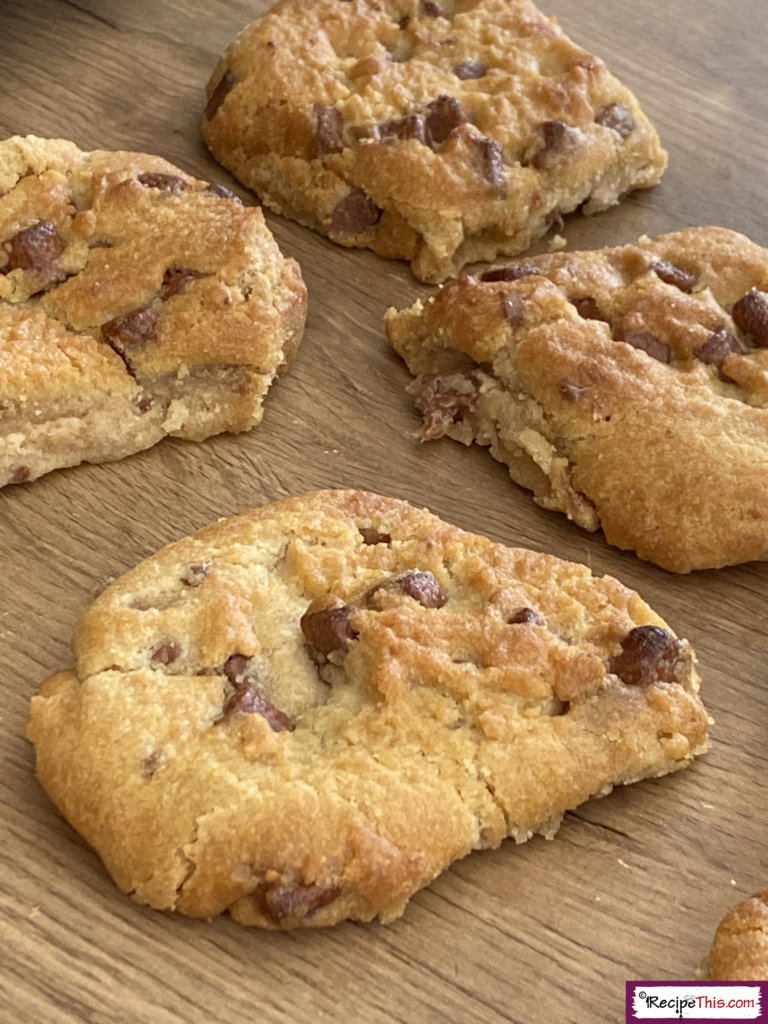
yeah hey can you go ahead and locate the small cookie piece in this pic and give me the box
[702,891,768,980]
[385,226,768,572]
[28,489,709,929]
[200,0,667,283]
[0,135,307,486]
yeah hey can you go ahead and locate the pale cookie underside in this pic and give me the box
[0,135,307,486]
[385,226,768,572]
[702,890,768,981]
[201,0,667,282]
[28,490,709,929]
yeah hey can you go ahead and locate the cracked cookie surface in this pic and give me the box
[0,135,307,486]
[386,226,768,572]
[200,0,667,282]
[28,489,708,929]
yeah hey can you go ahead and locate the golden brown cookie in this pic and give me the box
[385,226,768,572]
[200,0,667,282]
[0,135,307,487]
[28,490,709,929]
[702,890,768,980]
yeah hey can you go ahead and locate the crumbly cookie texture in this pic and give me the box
[385,226,768,573]
[200,0,667,283]
[0,135,307,487]
[702,891,768,980]
[28,489,708,929]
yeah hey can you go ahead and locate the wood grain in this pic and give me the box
[1,1,766,1021]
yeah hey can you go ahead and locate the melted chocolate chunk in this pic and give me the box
[594,103,634,139]
[101,306,159,368]
[651,260,697,293]
[181,563,211,586]
[359,527,392,546]
[530,120,578,170]
[502,293,525,326]
[695,326,743,374]
[507,607,545,626]
[150,641,181,666]
[315,103,345,155]
[425,95,467,147]
[407,370,482,441]
[161,266,206,300]
[3,219,65,283]
[205,68,237,120]
[609,625,684,688]
[480,265,540,282]
[571,295,610,323]
[454,59,487,80]
[471,135,504,187]
[732,289,768,348]
[615,328,671,364]
[222,654,293,731]
[300,601,358,658]
[420,0,445,16]
[366,569,446,609]
[330,189,381,235]
[137,172,187,192]
[262,881,342,926]
[378,114,428,144]
[10,466,30,484]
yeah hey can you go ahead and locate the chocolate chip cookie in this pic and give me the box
[702,890,768,980]
[28,489,709,929]
[200,0,667,283]
[385,226,768,572]
[0,135,307,487]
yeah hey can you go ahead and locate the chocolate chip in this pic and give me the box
[359,527,392,546]
[507,607,545,626]
[150,641,181,666]
[571,295,610,323]
[161,266,206,300]
[137,172,187,192]
[101,306,159,367]
[142,750,166,777]
[614,328,671,364]
[10,466,30,484]
[315,103,345,155]
[222,654,294,732]
[609,625,684,688]
[377,114,428,144]
[471,135,504,187]
[135,394,153,413]
[480,265,540,282]
[420,0,445,16]
[695,326,743,373]
[181,563,210,586]
[206,182,241,202]
[330,189,381,235]
[651,260,697,293]
[502,293,525,325]
[407,370,482,440]
[300,600,358,659]
[261,881,342,926]
[732,289,768,348]
[3,219,65,282]
[594,103,634,139]
[205,68,237,120]
[454,59,487,80]
[425,95,467,147]
[366,570,446,609]
[530,121,578,170]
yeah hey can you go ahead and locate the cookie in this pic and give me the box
[702,891,768,980]
[28,489,709,929]
[0,135,307,487]
[385,226,768,573]
[200,0,667,283]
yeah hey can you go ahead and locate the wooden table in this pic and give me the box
[1,2,766,1021]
